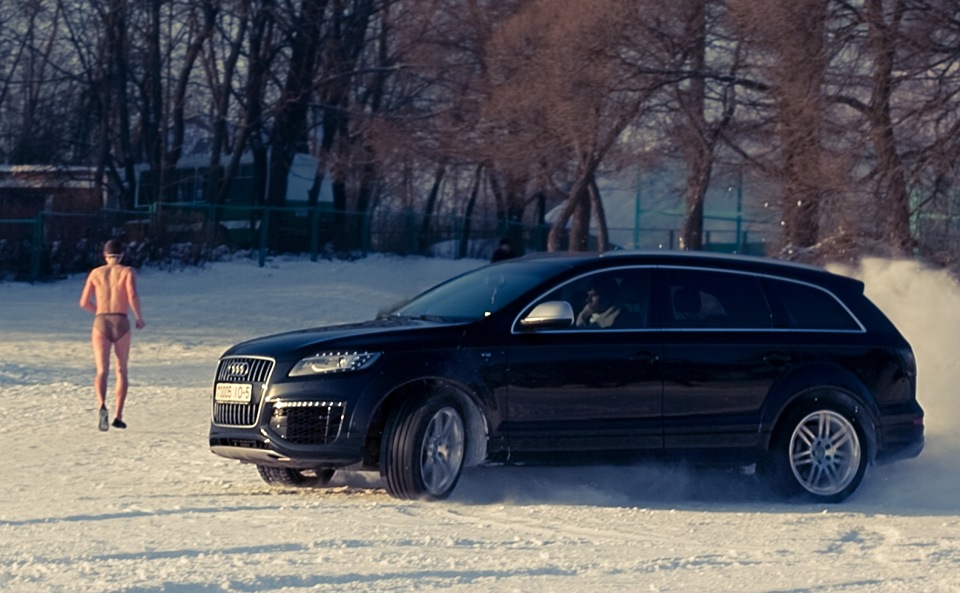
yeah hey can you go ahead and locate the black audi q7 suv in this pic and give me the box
[209,251,924,502]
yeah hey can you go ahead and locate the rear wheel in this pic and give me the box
[256,466,335,488]
[766,403,867,503]
[381,394,466,500]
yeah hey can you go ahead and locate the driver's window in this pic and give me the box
[532,269,651,330]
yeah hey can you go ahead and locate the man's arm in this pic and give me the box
[126,269,145,328]
[79,274,97,313]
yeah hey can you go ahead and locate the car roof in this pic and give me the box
[508,250,861,290]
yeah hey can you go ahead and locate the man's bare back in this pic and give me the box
[80,264,143,317]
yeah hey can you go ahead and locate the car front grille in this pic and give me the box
[212,357,274,427]
[267,400,346,445]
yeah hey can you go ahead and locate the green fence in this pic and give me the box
[1,202,772,282]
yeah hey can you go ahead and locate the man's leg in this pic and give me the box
[113,331,132,421]
[92,331,112,409]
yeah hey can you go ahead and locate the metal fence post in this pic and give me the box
[206,203,217,248]
[406,208,416,255]
[30,212,44,282]
[309,205,319,262]
[362,209,372,257]
[259,207,269,267]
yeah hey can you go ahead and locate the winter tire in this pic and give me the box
[381,394,466,500]
[767,404,866,503]
[256,466,335,488]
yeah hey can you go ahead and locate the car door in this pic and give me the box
[657,267,784,452]
[504,268,664,453]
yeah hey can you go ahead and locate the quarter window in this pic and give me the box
[761,278,860,330]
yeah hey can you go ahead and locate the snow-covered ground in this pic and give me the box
[1,253,959,593]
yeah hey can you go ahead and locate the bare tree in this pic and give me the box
[7,0,960,266]
[359,0,517,251]
[484,0,678,252]
[203,0,251,202]
[733,0,834,254]
[673,0,739,251]
[7,2,64,164]
[93,0,137,207]
[266,0,328,208]
[166,1,218,167]
[221,0,276,208]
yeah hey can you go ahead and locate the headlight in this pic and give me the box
[288,352,381,377]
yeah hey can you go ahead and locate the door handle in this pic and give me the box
[630,351,660,364]
[763,353,791,367]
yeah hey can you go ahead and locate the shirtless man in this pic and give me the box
[79,240,145,431]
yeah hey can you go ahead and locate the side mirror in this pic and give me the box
[519,301,575,329]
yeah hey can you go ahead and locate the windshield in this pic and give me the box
[391,261,567,322]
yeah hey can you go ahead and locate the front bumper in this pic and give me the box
[209,437,363,468]
[209,355,370,468]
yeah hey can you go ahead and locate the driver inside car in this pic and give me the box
[576,276,622,328]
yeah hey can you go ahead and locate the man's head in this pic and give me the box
[586,276,618,310]
[104,239,124,261]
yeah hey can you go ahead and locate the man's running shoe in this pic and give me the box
[99,406,109,431]
[112,418,126,429]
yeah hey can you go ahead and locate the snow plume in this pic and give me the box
[834,258,960,442]
[831,258,960,511]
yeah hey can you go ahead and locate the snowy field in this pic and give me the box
[1,253,959,593]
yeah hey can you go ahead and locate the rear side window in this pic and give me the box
[761,278,861,330]
[663,269,772,329]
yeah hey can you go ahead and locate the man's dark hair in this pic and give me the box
[587,276,619,298]
[104,239,124,255]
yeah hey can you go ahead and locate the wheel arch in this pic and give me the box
[362,377,488,470]
[766,383,879,465]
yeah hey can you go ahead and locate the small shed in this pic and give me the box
[0,166,106,279]
[0,165,103,220]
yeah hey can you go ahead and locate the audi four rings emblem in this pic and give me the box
[228,362,249,377]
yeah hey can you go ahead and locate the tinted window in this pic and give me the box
[762,278,861,330]
[664,269,772,329]
[530,268,652,330]
[393,262,565,321]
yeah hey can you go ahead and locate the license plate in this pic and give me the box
[215,383,253,403]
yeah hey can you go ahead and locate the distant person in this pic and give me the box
[79,239,145,431]
[576,276,622,328]
[491,238,518,262]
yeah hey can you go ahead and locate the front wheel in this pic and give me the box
[381,394,466,500]
[766,405,867,503]
[256,466,335,488]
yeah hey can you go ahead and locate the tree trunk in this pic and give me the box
[267,0,328,209]
[773,0,828,252]
[419,165,446,252]
[679,0,709,252]
[143,0,164,203]
[866,0,913,254]
[548,161,599,252]
[681,148,712,251]
[588,178,609,252]
[459,165,484,259]
[220,2,273,205]
[208,0,250,197]
[168,1,217,167]
[109,0,136,209]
